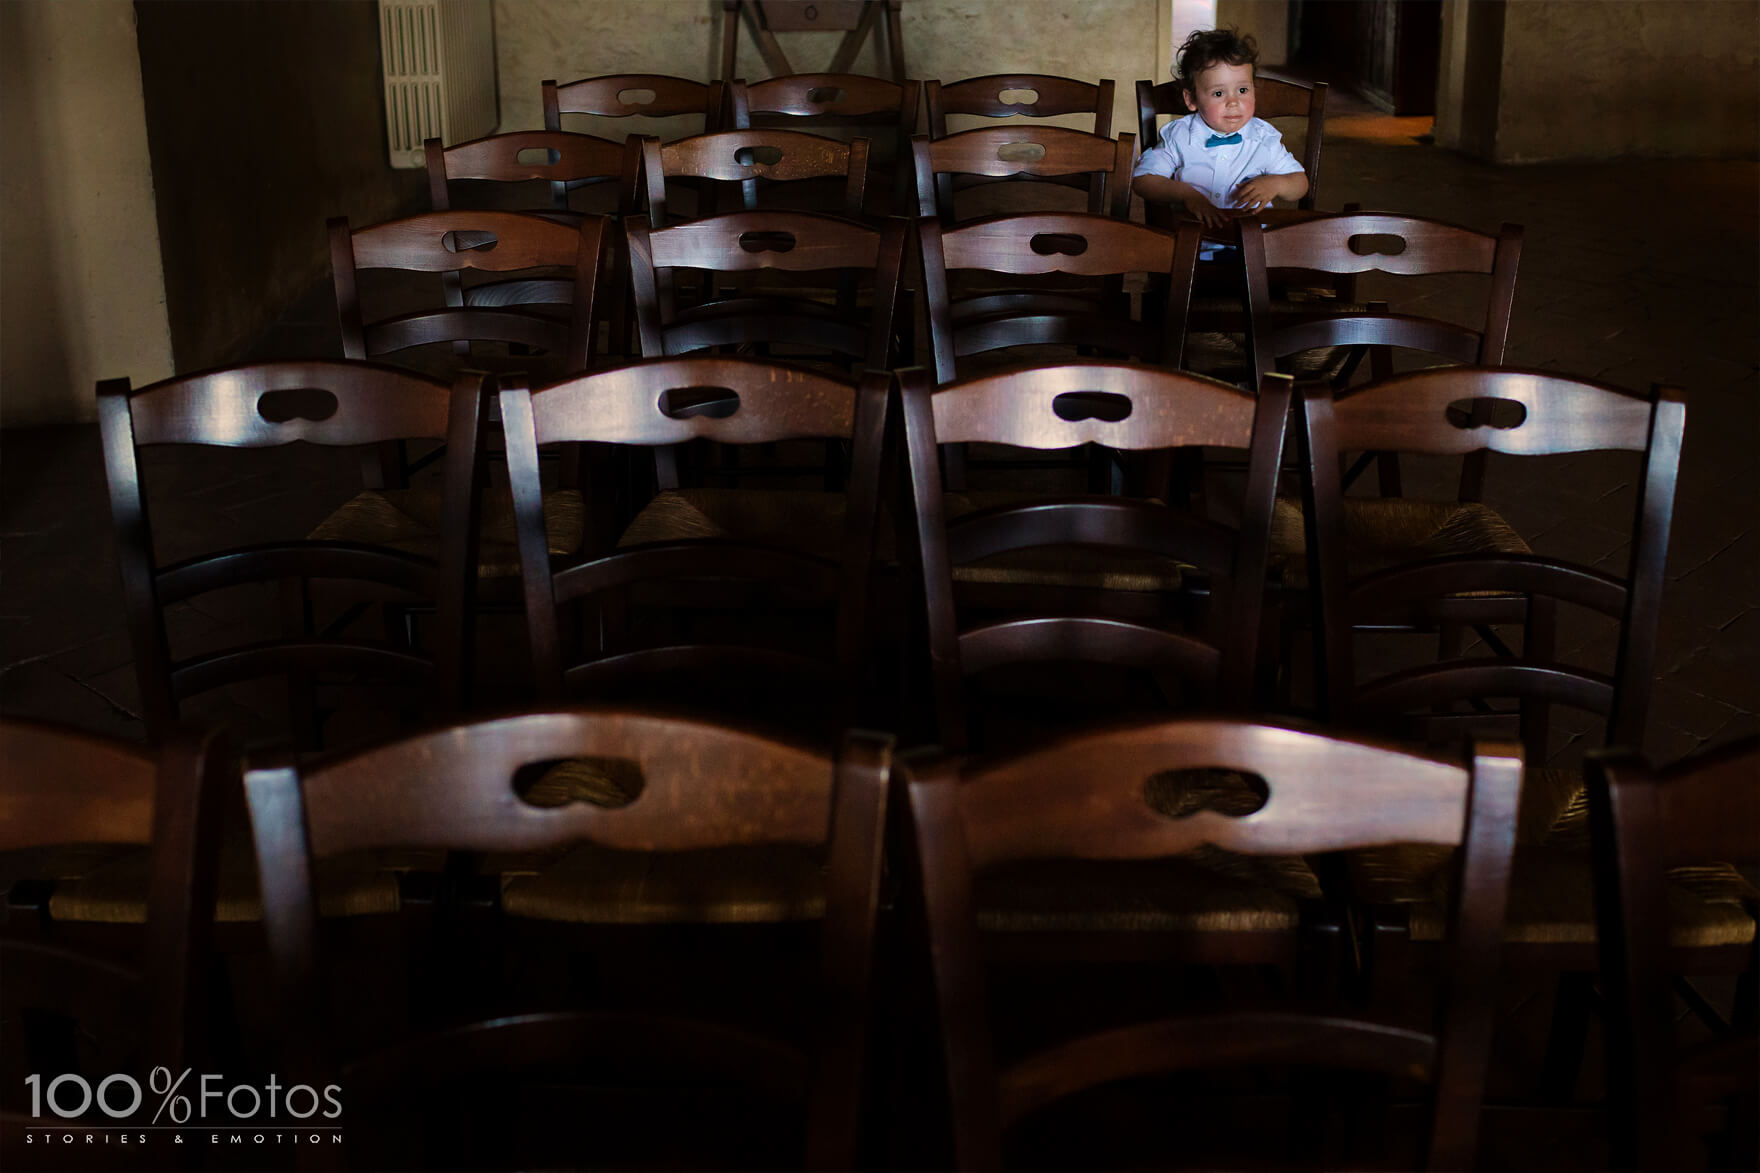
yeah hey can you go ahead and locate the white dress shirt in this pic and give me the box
[1133,113,1303,208]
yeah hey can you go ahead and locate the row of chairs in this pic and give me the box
[6,709,1750,1170]
[533,66,1326,202]
[330,203,1519,395]
[97,356,1679,761]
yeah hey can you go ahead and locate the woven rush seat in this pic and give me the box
[489,757,823,925]
[976,769,1322,934]
[1180,291,1369,386]
[1268,494,1530,591]
[310,486,584,577]
[620,488,1188,592]
[1354,841,1758,948]
[25,836,424,924]
[1353,762,1756,945]
[499,844,828,925]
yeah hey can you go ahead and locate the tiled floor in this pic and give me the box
[5,115,1754,758]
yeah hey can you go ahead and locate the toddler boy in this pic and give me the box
[1132,28,1309,229]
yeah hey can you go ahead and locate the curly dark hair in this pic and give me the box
[1175,27,1259,100]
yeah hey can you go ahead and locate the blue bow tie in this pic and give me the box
[1204,132,1242,148]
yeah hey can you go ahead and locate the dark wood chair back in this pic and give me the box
[1589,738,1760,1172]
[912,125,1134,225]
[330,210,608,379]
[729,72,919,134]
[1136,70,1326,211]
[1242,212,1522,381]
[907,717,1523,1170]
[542,73,724,135]
[927,74,1113,139]
[1300,369,1686,753]
[919,212,1202,385]
[424,129,637,219]
[0,722,230,1148]
[1244,211,1522,500]
[97,362,485,743]
[244,709,891,1170]
[627,210,907,372]
[641,128,872,225]
[498,359,889,706]
[900,364,1293,751]
[730,73,921,215]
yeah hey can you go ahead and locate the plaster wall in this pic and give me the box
[1496,0,1759,163]
[495,0,1160,144]
[0,0,172,426]
[1214,0,1288,67]
[133,1,425,374]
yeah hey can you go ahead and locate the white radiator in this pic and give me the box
[377,0,499,169]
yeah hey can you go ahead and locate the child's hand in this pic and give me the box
[1230,176,1282,210]
[1185,193,1230,229]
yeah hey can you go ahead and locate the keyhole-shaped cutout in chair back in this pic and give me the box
[616,88,657,106]
[805,86,847,106]
[1030,233,1089,257]
[997,88,1041,107]
[257,387,338,424]
[1445,397,1528,430]
[1144,767,1270,820]
[734,144,786,167]
[738,230,797,254]
[513,756,645,809]
[996,140,1047,163]
[516,147,564,166]
[659,386,742,420]
[1052,391,1131,422]
[442,229,499,254]
[1347,233,1408,257]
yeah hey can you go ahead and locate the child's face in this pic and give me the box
[1184,61,1255,135]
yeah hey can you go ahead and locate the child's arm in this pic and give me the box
[1231,169,1309,211]
[1132,174,1231,229]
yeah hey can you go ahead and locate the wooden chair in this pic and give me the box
[1136,70,1327,217]
[498,359,889,731]
[0,721,230,1159]
[1301,368,1682,769]
[97,362,485,747]
[424,129,633,221]
[729,72,922,141]
[244,709,891,1170]
[1301,369,1696,1102]
[641,128,873,226]
[721,0,906,84]
[899,364,1292,752]
[920,212,1201,386]
[1590,739,1759,1173]
[906,717,1523,1170]
[422,131,638,355]
[729,73,921,215]
[927,73,1113,139]
[543,73,726,230]
[912,125,1133,225]
[330,210,608,383]
[542,73,724,137]
[1240,211,1523,497]
[627,209,907,372]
